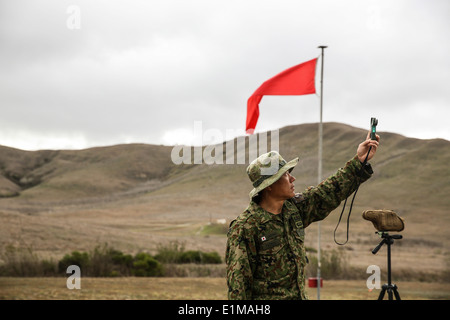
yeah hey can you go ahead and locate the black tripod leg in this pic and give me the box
[393,285,401,300]
[387,288,394,300]
[378,285,387,300]
[378,284,400,300]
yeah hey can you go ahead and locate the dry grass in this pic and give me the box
[0,277,449,300]
[0,123,449,291]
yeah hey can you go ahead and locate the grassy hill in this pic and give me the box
[1,122,449,279]
[0,143,173,200]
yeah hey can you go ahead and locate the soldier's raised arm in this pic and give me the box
[292,132,380,227]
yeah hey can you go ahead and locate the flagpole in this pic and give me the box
[317,45,327,300]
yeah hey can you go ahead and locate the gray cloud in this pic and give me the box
[0,0,449,150]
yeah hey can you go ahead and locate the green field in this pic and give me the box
[0,277,449,300]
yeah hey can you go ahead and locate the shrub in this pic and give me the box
[0,242,222,277]
[179,250,202,264]
[56,244,167,277]
[0,245,58,276]
[132,252,164,277]
[57,244,136,277]
[154,241,185,263]
[88,244,133,277]
[154,241,222,264]
[110,249,133,276]
[58,251,89,274]
[202,251,222,264]
[41,259,58,276]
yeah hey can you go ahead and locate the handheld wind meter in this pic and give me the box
[370,118,378,140]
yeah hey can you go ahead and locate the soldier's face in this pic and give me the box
[270,171,296,200]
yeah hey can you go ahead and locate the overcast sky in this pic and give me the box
[0,0,449,150]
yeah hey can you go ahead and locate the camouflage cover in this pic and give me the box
[362,209,405,232]
[226,155,373,300]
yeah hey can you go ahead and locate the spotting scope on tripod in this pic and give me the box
[362,209,405,300]
[372,231,402,300]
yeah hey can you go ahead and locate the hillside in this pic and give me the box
[1,122,449,277]
[0,144,174,200]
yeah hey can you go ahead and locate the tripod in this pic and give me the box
[372,232,402,300]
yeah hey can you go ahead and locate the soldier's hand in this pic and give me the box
[357,132,380,163]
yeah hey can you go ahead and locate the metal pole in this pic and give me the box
[317,45,327,300]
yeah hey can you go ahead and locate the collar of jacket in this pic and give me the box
[248,199,298,224]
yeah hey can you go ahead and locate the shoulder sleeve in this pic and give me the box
[225,216,256,300]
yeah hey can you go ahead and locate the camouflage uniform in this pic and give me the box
[226,155,373,300]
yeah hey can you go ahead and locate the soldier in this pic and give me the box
[226,132,380,299]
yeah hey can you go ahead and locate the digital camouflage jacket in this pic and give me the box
[226,156,373,300]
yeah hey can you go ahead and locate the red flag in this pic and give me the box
[246,58,317,134]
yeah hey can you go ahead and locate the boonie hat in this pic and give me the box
[247,151,299,199]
